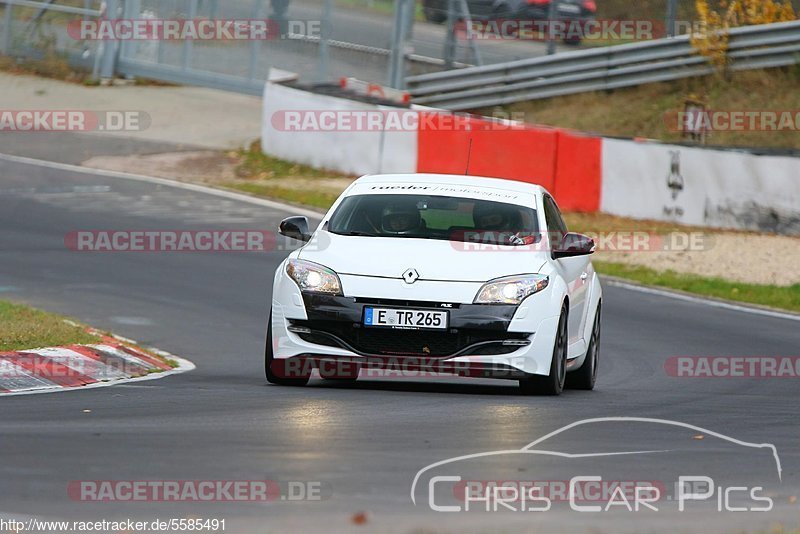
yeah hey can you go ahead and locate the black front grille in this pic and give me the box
[294,320,527,357]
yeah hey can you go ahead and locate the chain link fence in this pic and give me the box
[1,0,798,92]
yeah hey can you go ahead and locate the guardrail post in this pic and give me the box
[100,0,120,82]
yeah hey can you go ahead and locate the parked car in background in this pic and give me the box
[422,0,597,43]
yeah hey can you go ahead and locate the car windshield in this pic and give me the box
[328,194,539,246]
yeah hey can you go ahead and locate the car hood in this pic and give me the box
[298,231,548,283]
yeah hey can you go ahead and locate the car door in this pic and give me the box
[543,195,590,346]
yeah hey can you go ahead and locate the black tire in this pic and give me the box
[423,0,447,23]
[265,312,310,386]
[566,302,600,390]
[519,306,568,396]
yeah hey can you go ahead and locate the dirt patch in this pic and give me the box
[595,233,800,286]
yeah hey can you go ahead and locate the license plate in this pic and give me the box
[558,4,581,14]
[364,307,448,330]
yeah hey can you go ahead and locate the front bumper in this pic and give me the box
[293,294,530,358]
[271,268,564,378]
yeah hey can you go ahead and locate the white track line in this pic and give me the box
[2,152,796,323]
[606,278,800,322]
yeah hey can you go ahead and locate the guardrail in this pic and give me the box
[406,20,800,110]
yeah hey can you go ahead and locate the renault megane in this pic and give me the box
[267,174,602,395]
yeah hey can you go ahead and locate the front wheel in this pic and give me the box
[566,302,600,390]
[519,306,568,396]
[265,311,310,387]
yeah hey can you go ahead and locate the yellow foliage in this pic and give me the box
[691,0,796,68]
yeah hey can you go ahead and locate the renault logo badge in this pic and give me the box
[402,268,420,284]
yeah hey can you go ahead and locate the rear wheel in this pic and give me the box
[519,306,568,396]
[265,311,310,386]
[566,302,600,390]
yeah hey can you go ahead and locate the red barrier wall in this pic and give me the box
[552,130,602,212]
[416,113,558,190]
[416,111,602,212]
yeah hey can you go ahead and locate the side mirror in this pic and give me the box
[279,216,312,242]
[553,232,595,259]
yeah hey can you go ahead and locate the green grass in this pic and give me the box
[236,142,343,180]
[595,261,800,313]
[491,68,800,150]
[0,300,97,351]
[220,181,340,211]
[226,142,351,209]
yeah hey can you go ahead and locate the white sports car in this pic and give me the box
[267,174,602,395]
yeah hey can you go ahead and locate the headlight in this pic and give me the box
[474,274,549,305]
[286,259,343,296]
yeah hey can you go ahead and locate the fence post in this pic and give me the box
[443,0,456,68]
[100,0,120,81]
[181,0,197,71]
[317,0,333,82]
[546,0,558,55]
[666,0,678,37]
[248,0,262,80]
[387,0,411,88]
[3,0,15,55]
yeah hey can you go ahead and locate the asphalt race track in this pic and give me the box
[1,155,799,533]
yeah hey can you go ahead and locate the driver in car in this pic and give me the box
[381,203,423,235]
[473,203,535,245]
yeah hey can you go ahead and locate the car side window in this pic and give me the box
[543,196,567,232]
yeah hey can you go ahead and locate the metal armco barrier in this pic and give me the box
[406,20,800,110]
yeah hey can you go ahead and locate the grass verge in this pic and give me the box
[0,300,97,351]
[595,261,800,313]
[220,181,340,211]
[235,142,342,180]
[223,141,352,210]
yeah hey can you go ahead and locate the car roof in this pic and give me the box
[357,174,547,195]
